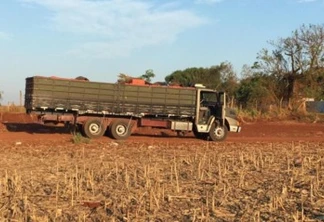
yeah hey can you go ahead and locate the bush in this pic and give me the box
[71,133,91,144]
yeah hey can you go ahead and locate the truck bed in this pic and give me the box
[24,76,197,117]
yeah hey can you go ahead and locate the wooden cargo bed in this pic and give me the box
[24,76,197,117]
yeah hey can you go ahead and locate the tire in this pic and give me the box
[82,118,106,139]
[208,123,228,141]
[109,120,132,140]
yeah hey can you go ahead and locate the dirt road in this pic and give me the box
[1,113,324,144]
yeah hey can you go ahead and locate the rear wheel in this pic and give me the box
[83,118,106,139]
[208,123,228,141]
[109,120,131,140]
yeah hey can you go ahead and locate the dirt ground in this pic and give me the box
[0,112,324,143]
[1,113,324,221]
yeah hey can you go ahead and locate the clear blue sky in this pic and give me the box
[0,0,323,104]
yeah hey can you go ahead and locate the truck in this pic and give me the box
[24,76,241,141]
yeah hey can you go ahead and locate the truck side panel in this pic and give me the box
[25,76,196,116]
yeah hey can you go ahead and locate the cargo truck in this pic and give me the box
[24,76,241,141]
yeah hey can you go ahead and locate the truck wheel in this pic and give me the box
[109,120,131,140]
[208,123,228,141]
[83,118,106,139]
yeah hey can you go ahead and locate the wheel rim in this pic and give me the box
[115,124,127,136]
[214,127,225,138]
[89,123,101,135]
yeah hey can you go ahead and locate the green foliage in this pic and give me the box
[254,23,324,107]
[236,73,276,110]
[165,62,236,92]
[302,68,324,100]
[117,70,156,83]
[165,67,210,87]
[140,69,155,83]
[0,91,3,106]
[71,132,91,144]
[164,62,241,108]
[219,63,239,105]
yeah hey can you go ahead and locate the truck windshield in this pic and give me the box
[201,91,218,104]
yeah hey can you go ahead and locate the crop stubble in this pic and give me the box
[0,140,324,221]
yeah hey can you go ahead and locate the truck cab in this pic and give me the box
[194,88,241,141]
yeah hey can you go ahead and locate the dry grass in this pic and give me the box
[0,105,25,113]
[0,141,324,221]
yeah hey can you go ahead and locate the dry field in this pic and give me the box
[0,106,25,113]
[1,140,324,221]
[1,113,324,221]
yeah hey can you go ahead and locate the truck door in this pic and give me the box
[196,90,218,125]
[217,91,226,125]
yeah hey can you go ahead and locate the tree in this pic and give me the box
[219,62,239,107]
[165,67,209,87]
[255,24,324,108]
[236,73,277,110]
[165,70,187,86]
[164,62,237,90]
[298,24,324,100]
[165,62,239,106]
[140,69,155,83]
[117,73,133,83]
[246,62,287,109]
[0,91,3,106]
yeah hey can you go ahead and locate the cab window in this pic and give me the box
[201,92,217,104]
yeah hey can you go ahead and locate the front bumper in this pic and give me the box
[230,125,241,133]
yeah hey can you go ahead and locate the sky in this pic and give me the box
[0,0,324,104]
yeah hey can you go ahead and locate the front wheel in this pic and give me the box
[208,123,228,141]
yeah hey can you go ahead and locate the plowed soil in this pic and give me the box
[1,113,324,221]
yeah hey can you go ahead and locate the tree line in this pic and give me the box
[158,23,324,112]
